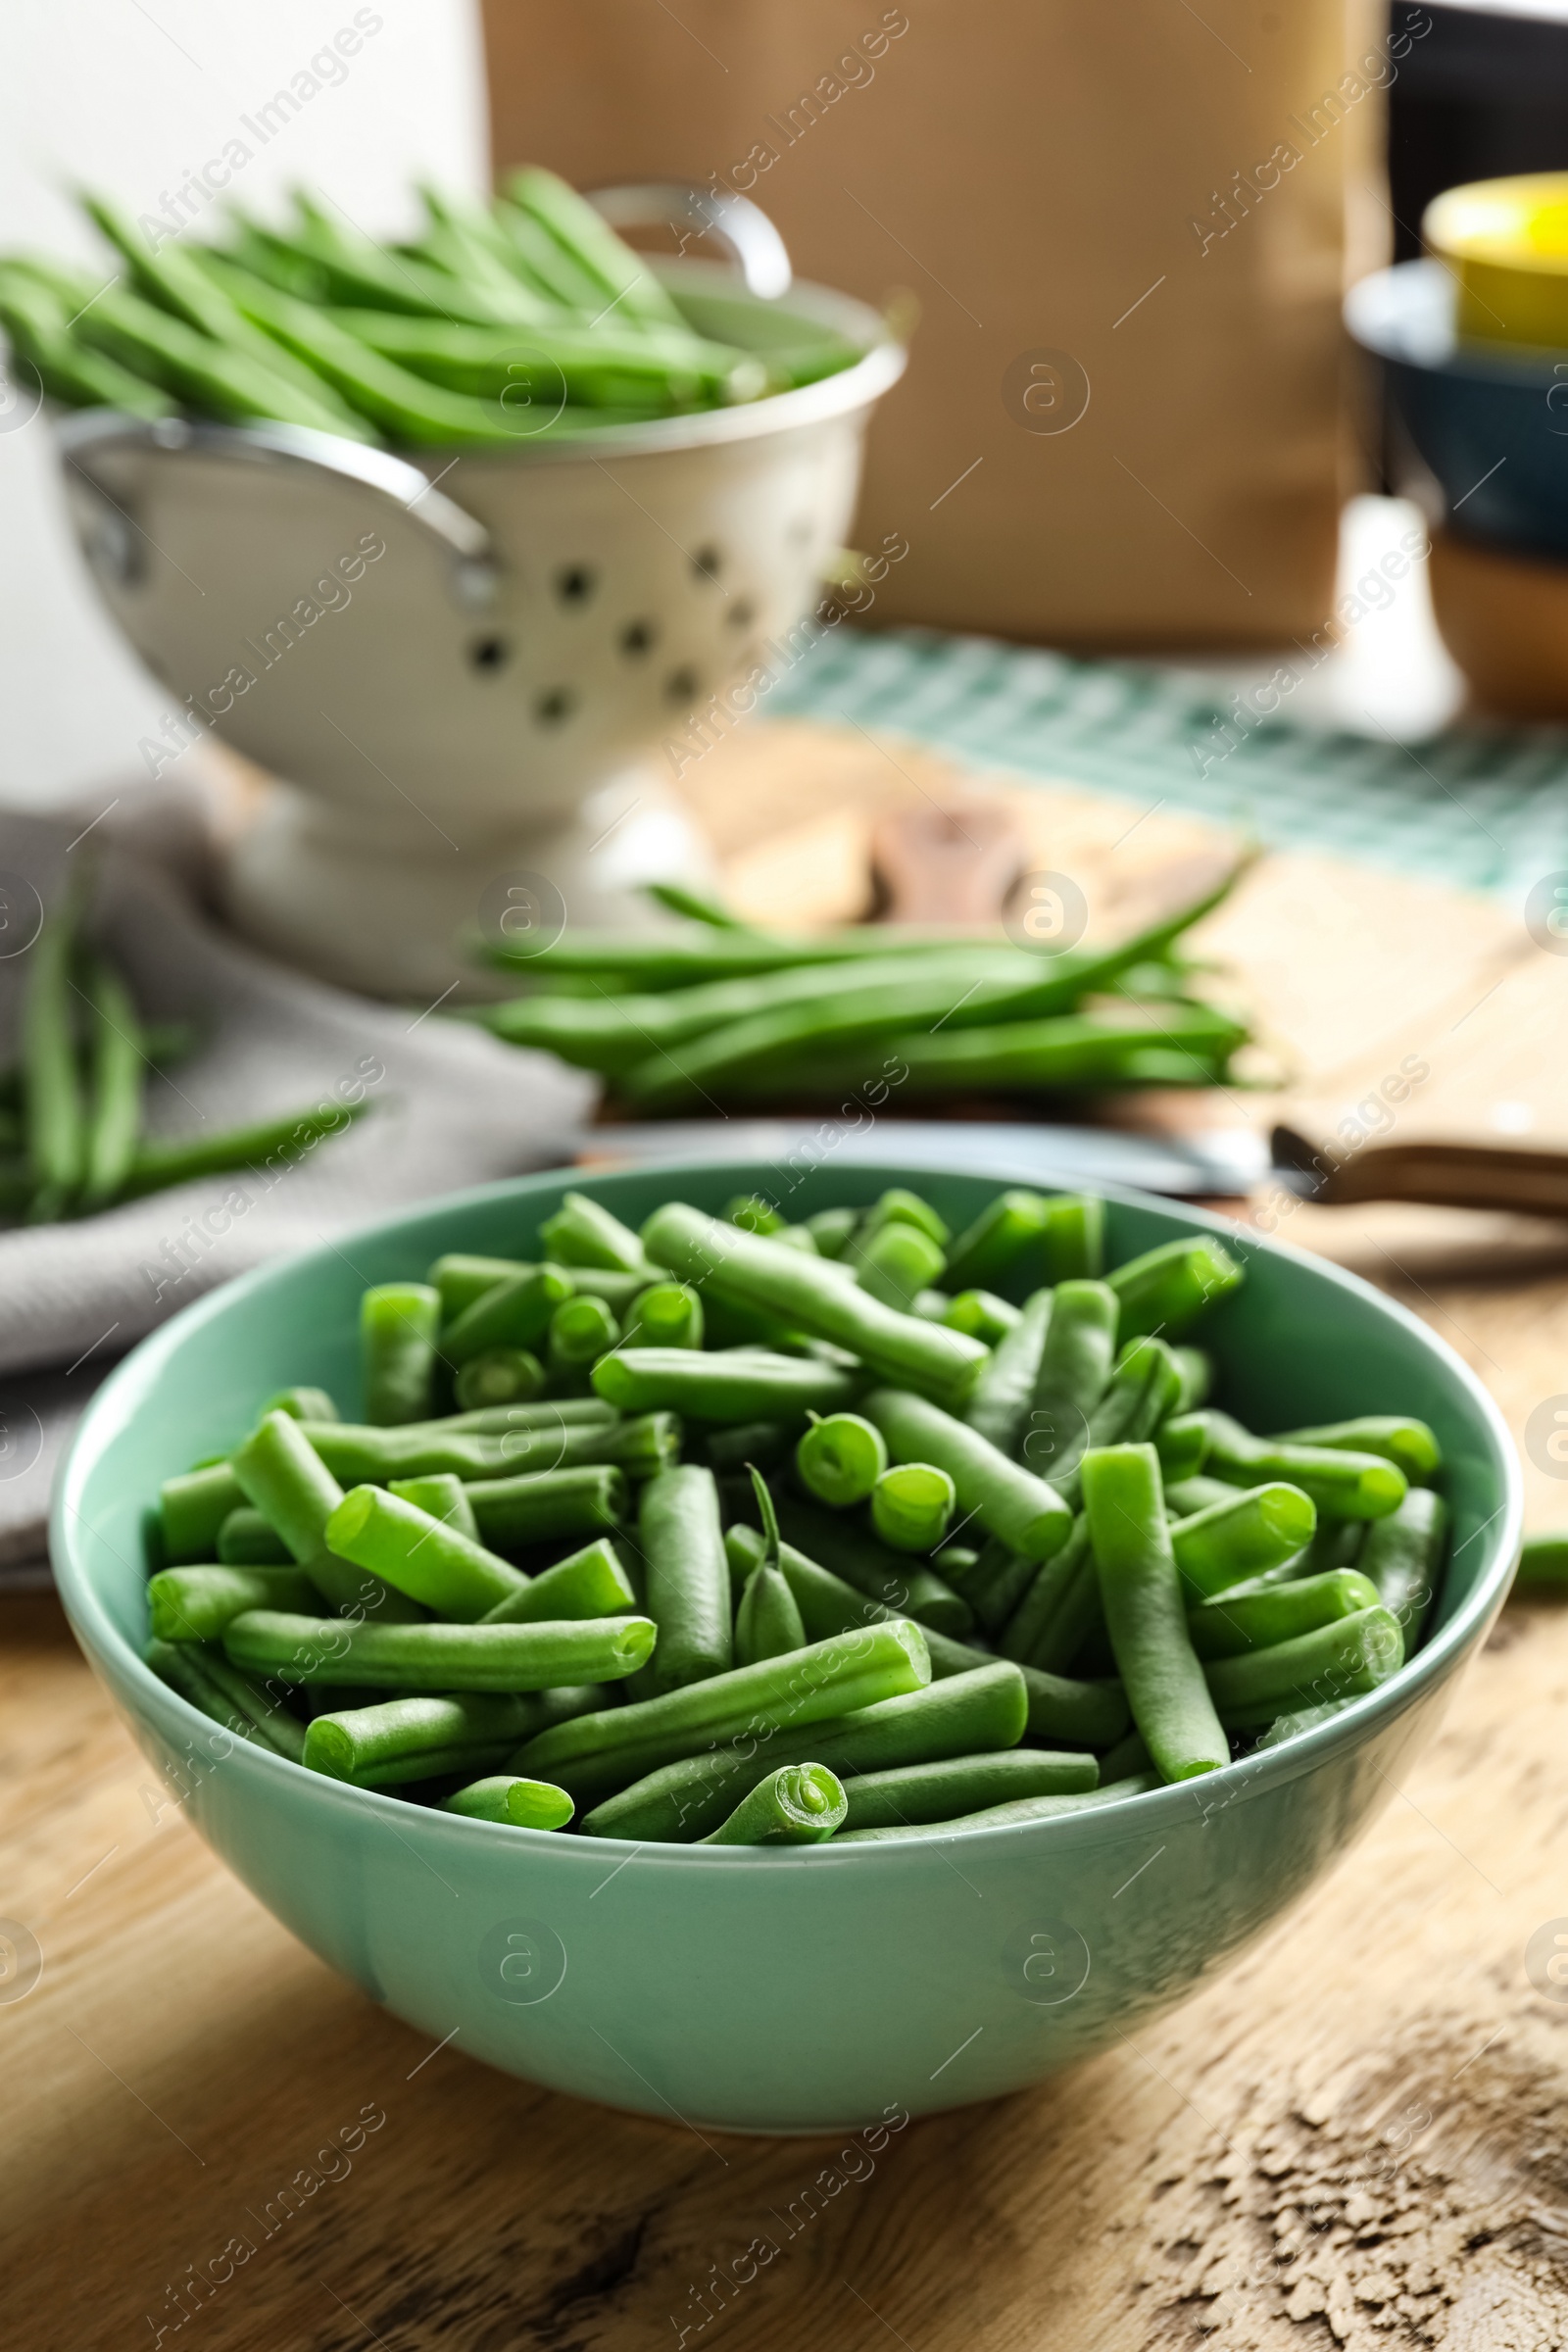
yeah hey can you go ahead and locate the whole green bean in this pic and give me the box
[771,1495,972,1635]
[836,1774,1158,1839]
[619,1280,705,1351]
[1271,1415,1442,1485]
[1080,1443,1228,1781]
[634,1464,733,1695]
[161,1463,244,1562]
[1357,1488,1447,1642]
[841,1744,1097,1832]
[79,953,144,1208]
[539,1191,653,1275]
[117,1101,368,1200]
[640,1202,987,1406]
[225,1607,655,1690]
[1515,1535,1568,1588]
[304,1689,595,1784]
[443,1775,575,1829]
[1255,1698,1356,1747]
[22,881,84,1209]
[216,1506,293,1565]
[147,1563,317,1642]
[1187,1568,1382,1660]
[593,1347,858,1422]
[76,273,379,438]
[1020,1280,1117,1486]
[1106,1235,1245,1343]
[387,1472,480,1542]
[479,1537,636,1626]
[454,1348,545,1410]
[546,1294,619,1389]
[441,1266,572,1366]
[964,1289,1054,1455]
[1169,1483,1318,1599]
[231,1410,417,1620]
[796,1410,888,1508]
[513,1619,930,1801]
[862,1385,1075,1561]
[326,1485,528,1619]
[0,271,175,417]
[735,1557,808,1665]
[463,1464,627,1550]
[581,1661,1027,1841]
[1200,1412,1407,1519]
[701,1761,847,1844]
[944,1291,1022,1346]
[1204,1604,1403,1728]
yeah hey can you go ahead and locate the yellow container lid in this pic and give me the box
[1426,173,1568,351]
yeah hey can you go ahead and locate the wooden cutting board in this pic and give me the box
[12,717,1568,2350]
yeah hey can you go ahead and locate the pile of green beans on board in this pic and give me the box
[145,1183,1447,1844]
[471,868,1252,1113]
[0,176,859,447]
[2,883,367,1224]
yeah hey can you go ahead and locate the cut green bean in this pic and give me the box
[161,1463,245,1563]
[1097,1726,1153,1783]
[231,1410,418,1620]
[641,1202,987,1407]
[1154,1413,1210,1483]
[360,1283,442,1426]
[226,1607,655,1690]
[870,1461,956,1553]
[1106,1235,1245,1343]
[633,1464,732,1695]
[1255,1698,1357,1747]
[1020,1279,1117,1486]
[851,1220,946,1314]
[958,1535,1043,1637]
[1169,1483,1318,1600]
[841,1744,1097,1832]
[1200,1412,1408,1520]
[771,1495,973,1635]
[431,1254,649,1324]
[582,1661,1027,1840]
[514,1619,930,1801]
[479,1537,635,1626]
[944,1291,1022,1345]
[463,1464,628,1551]
[860,1188,951,1249]
[1162,1474,1237,1517]
[862,1385,1074,1561]
[1040,1195,1106,1282]
[216,1506,293,1565]
[546,1293,619,1389]
[1187,1568,1382,1660]
[1272,1415,1442,1486]
[703,1418,799,1474]
[701,1761,846,1844]
[326,1485,528,1619]
[619,1280,705,1351]
[300,1413,667,1486]
[593,1346,858,1422]
[1080,1442,1227,1782]
[539,1190,653,1275]
[1516,1535,1568,1588]
[441,1265,572,1366]
[430,1396,618,1437]
[1357,1488,1447,1642]
[443,1775,574,1829]
[1000,1514,1092,1662]
[263,1387,339,1423]
[963,1288,1053,1456]
[1204,1604,1403,1728]
[1171,1348,1214,1413]
[796,1411,887,1508]
[807,1207,858,1258]
[304,1689,598,1784]
[943,1192,1054,1292]
[146,1637,308,1759]
[147,1563,318,1642]
[453,1348,545,1409]
[837,1774,1158,1839]
[387,1472,479,1542]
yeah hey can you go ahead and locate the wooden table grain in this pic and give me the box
[11,722,1568,2350]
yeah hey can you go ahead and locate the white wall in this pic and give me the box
[0,0,487,807]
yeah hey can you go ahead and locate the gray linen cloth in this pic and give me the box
[0,798,593,1575]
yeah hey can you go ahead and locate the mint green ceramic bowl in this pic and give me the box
[53,1162,1520,2134]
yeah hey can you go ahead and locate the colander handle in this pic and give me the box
[586,183,793,300]
[55,410,499,608]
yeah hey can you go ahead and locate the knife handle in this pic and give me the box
[1272,1123,1568,1217]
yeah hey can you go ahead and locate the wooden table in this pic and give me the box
[11,724,1568,2350]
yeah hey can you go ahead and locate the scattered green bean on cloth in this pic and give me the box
[143,1179,1446,1845]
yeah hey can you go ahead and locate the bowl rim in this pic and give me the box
[52,1159,1523,1868]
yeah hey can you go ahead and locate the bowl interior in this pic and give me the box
[57,1162,1517,1698]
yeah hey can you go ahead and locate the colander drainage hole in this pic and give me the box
[691,544,722,580]
[534,687,577,725]
[469,636,511,672]
[556,564,596,604]
[619,619,657,657]
[664,665,700,703]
